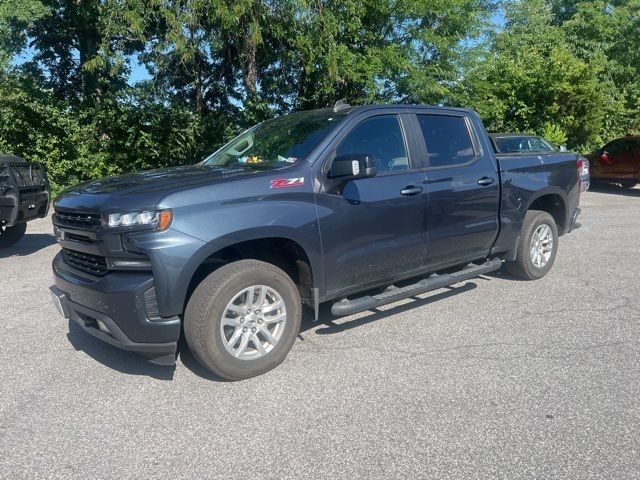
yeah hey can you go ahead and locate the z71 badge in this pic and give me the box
[270,177,305,189]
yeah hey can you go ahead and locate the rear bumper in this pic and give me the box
[51,252,180,365]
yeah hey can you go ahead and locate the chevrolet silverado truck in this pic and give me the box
[0,155,50,248]
[50,104,582,380]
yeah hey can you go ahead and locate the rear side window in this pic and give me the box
[417,114,476,167]
[336,115,409,172]
[604,139,639,155]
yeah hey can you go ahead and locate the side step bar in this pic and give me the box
[331,258,503,316]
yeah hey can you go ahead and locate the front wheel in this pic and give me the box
[184,259,302,380]
[504,210,558,280]
[0,222,27,248]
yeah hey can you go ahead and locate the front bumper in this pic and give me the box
[0,189,49,226]
[51,252,180,365]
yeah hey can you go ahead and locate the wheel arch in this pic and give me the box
[525,188,568,234]
[180,229,320,314]
[500,187,568,261]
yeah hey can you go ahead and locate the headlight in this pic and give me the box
[104,209,172,231]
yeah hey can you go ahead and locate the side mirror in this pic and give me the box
[558,145,567,152]
[328,154,377,181]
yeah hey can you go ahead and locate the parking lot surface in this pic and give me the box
[1,186,639,480]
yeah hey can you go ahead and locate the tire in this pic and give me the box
[184,259,302,380]
[0,222,27,248]
[504,210,558,280]
[619,180,637,189]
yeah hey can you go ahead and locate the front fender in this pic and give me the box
[149,180,322,316]
[177,224,323,309]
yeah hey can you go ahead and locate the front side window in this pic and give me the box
[417,115,476,167]
[335,116,409,172]
[203,109,347,170]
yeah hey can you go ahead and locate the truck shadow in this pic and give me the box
[66,281,479,382]
[179,282,480,382]
[66,320,176,380]
[178,340,238,382]
[482,268,524,282]
[300,281,477,336]
[588,183,640,197]
[0,233,56,258]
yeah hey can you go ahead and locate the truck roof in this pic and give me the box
[319,103,477,117]
[346,104,476,115]
[489,133,542,139]
[0,155,25,164]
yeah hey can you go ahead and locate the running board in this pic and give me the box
[331,258,503,316]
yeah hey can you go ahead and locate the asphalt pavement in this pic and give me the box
[1,185,639,479]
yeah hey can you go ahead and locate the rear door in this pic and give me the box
[596,138,640,180]
[413,111,500,267]
[316,113,429,295]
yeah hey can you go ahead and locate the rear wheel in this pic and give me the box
[0,222,27,248]
[184,259,301,380]
[504,210,558,280]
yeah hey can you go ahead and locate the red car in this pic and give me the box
[588,136,640,188]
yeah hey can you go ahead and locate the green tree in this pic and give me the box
[0,0,47,69]
[462,0,606,149]
[551,0,640,137]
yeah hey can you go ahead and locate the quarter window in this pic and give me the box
[417,114,476,167]
[335,116,409,172]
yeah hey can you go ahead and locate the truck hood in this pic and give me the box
[54,164,254,212]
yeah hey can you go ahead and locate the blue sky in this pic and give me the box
[128,53,149,84]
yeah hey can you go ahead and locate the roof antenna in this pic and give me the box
[333,99,350,112]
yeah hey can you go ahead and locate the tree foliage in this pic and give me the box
[0,0,639,193]
[461,0,640,150]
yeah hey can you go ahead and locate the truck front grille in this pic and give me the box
[11,163,44,188]
[54,210,102,229]
[62,248,109,276]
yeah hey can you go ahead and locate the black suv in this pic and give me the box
[0,155,50,247]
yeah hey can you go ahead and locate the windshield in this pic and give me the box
[202,109,347,169]
[494,136,556,153]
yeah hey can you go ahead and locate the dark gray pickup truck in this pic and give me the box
[0,155,50,247]
[50,104,582,379]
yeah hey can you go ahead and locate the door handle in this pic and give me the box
[400,185,423,196]
[477,177,495,186]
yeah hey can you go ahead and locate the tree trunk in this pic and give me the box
[70,0,102,103]
[243,36,257,95]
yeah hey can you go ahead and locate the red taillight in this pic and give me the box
[577,157,584,191]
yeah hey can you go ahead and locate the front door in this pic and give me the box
[414,112,501,267]
[316,114,429,295]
